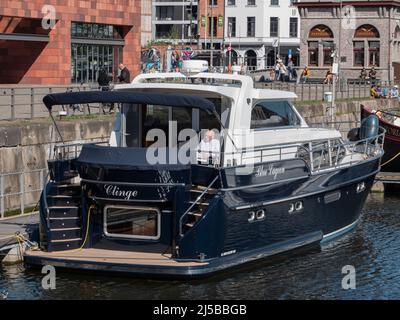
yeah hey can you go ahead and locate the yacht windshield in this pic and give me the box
[121,97,230,148]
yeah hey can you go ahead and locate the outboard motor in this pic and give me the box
[359,114,379,140]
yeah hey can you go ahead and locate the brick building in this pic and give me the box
[198,0,225,50]
[296,0,400,82]
[0,0,141,85]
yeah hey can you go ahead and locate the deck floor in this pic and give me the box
[25,248,208,267]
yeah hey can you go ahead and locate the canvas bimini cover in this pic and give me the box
[43,91,216,114]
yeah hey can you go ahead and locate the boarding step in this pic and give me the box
[47,238,82,251]
[49,227,82,241]
[48,206,80,218]
[49,183,81,196]
[47,195,80,207]
[190,185,218,195]
[48,217,81,229]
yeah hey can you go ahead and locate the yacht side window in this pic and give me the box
[251,100,300,129]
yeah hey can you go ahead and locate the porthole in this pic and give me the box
[295,201,303,211]
[288,203,295,213]
[357,182,366,193]
[256,209,265,220]
[248,211,256,222]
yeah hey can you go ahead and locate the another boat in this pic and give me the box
[24,73,384,278]
[361,105,400,172]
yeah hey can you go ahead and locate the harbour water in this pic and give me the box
[1,193,400,300]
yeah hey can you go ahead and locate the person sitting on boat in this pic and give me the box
[196,129,221,165]
[371,109,383,120]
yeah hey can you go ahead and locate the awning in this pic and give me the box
[0,33,50,42]
[43,91,216,114]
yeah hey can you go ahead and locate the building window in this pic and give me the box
[353,41,365,67]
[71,22,123,84]
[247,0,256,5]
[209,0,218,6]
[228,17,236,37]
[353,25,380,67]
[247,17,256,37]
[369,41,380,67]
[208,16,217,37]
[289,18,298,38]
[323,42,334,66]
[270,0,279,5]
[270,17,279,37]
[227,0,236,5]
[104,206,160,240]
[308,41,319,66]
[71,22,122,40]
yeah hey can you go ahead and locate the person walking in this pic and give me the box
[98,68,114,114]
[287,58,294,80]
[118,63,131,83]
[274,62,280,81]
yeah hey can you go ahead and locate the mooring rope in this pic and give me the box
[380,151,400,167]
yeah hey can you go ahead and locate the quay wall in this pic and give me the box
[0,117,114,212]
[0,97,398,213]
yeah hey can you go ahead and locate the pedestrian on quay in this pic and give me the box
[98,68,114,114]
[98,68,112,91]
[360,67,368,81]
[118,63,131,83]
[324,67,333,84]
[301,65,310,83]
[287,58,294,80]
[279,62,287,82]
[274,62,280,81]
[369,65,377,82]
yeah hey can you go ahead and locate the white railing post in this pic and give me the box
[0,174,4,218]
[20,172,25,215]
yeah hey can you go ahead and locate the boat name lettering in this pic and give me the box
[255,164,286,180]
[104,184,138,200]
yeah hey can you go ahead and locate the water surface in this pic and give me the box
[1,193,399,300]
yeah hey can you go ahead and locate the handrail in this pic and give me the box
[179,175,219,237]
[53,140,109,160]
[220,126,385,173]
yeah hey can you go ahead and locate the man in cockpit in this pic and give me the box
[196,129,221,165]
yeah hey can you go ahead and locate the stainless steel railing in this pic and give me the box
[221,127,385,174]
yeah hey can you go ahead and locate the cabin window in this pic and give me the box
[251,100,300,129]
[104,206,160,240]
[142,105,169,147]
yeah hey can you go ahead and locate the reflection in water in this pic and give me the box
[1,193,400,300]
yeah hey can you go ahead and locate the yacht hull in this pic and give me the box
[25,157,379,279]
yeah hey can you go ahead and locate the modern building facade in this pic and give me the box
[142,0,153,46]
[0,0,141,85]
[152,0,198,44]
[224,0,300,70]
[296,0,400,81]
